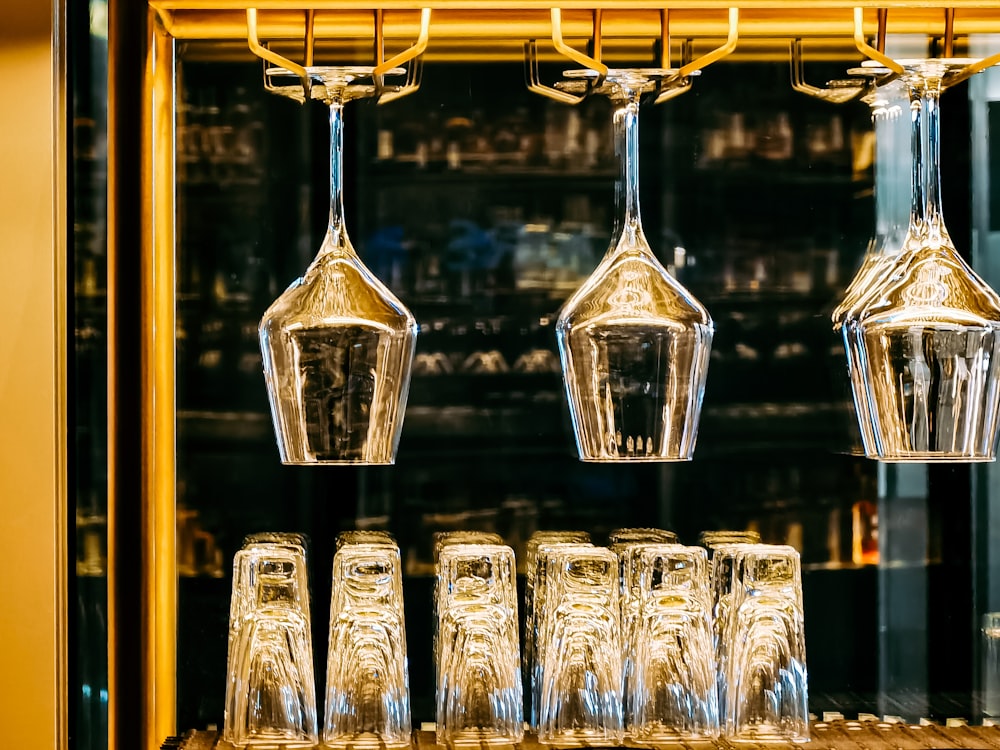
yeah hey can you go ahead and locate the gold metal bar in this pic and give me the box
[657,5,738,93]
[375,8,385,67]
[676,6,738,76]
[948,48,1000,84]
[653,76,693,103]
[305,8,316,66]
[659,9,670,68]
[551,8,608,83]
[246,8,311,90]
[146,11,179,750]
[524,39,588,103]
[654,8,734,104]
[373,7,431,75]
[591,8,603,62]
[944,7,956,56]
[854,6,905,74]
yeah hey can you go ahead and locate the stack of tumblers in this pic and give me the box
[222,528,808,747]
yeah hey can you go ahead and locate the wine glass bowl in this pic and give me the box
[259,66,418,465]
[849,59,1000,462]
[555,68,713,462]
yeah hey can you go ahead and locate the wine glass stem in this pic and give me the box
[328,99,346,239]
[613,91,644,241]
[909,76,944,234]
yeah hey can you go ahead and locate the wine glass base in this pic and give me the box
[556,67,700,98]
[874,455,995,464]
[265,64,406,103]
[280,459,398,466]
[576,456,694,464]
[895,57,984,89]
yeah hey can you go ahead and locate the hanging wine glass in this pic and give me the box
[851,59,1000,461]
[831,73,910,456]
[259,67,417,464]
[554,69,713,461]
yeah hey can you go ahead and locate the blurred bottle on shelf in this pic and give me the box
[851,499,879,566]
[757,111,794,162]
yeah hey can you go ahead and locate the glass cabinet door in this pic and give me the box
[81,5,1000,748]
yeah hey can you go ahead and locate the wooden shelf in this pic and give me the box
[167,722,1000,750]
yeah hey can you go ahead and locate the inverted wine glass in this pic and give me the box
[555,69,713,462]
[259,67,418,464]
[850,59,1000,461]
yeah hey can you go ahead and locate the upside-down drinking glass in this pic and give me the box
[435,543,523,745]
[224,538,313,745]
[431,530,505,714]
[523,531,592,729]
[224,546,318,747]
[608,527,679,552]
[849,59,1000,461]
[698,529,761,553]
[556,70,713,462]
[721,544,808,743]
[536,545,623,746]
[259,68,417,464]
[628,544,718,741]
[610,529,681,731]
[323,540,411,748]
[335,529,396,550]
[708,542,753,724]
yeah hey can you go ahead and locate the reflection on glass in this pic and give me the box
[850,60,1000,462]
[259,68,417,464]
[556,70,713,462]
[833,77,910,457]
[983,613,1000,722]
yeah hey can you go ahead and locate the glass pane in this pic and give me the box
[72,1,109,748]
[171,47,990,731]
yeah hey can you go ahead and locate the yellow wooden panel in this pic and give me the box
[0,2,68,748]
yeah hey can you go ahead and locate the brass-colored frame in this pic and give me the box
[148,11,179,750]
[109,6,177,750]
